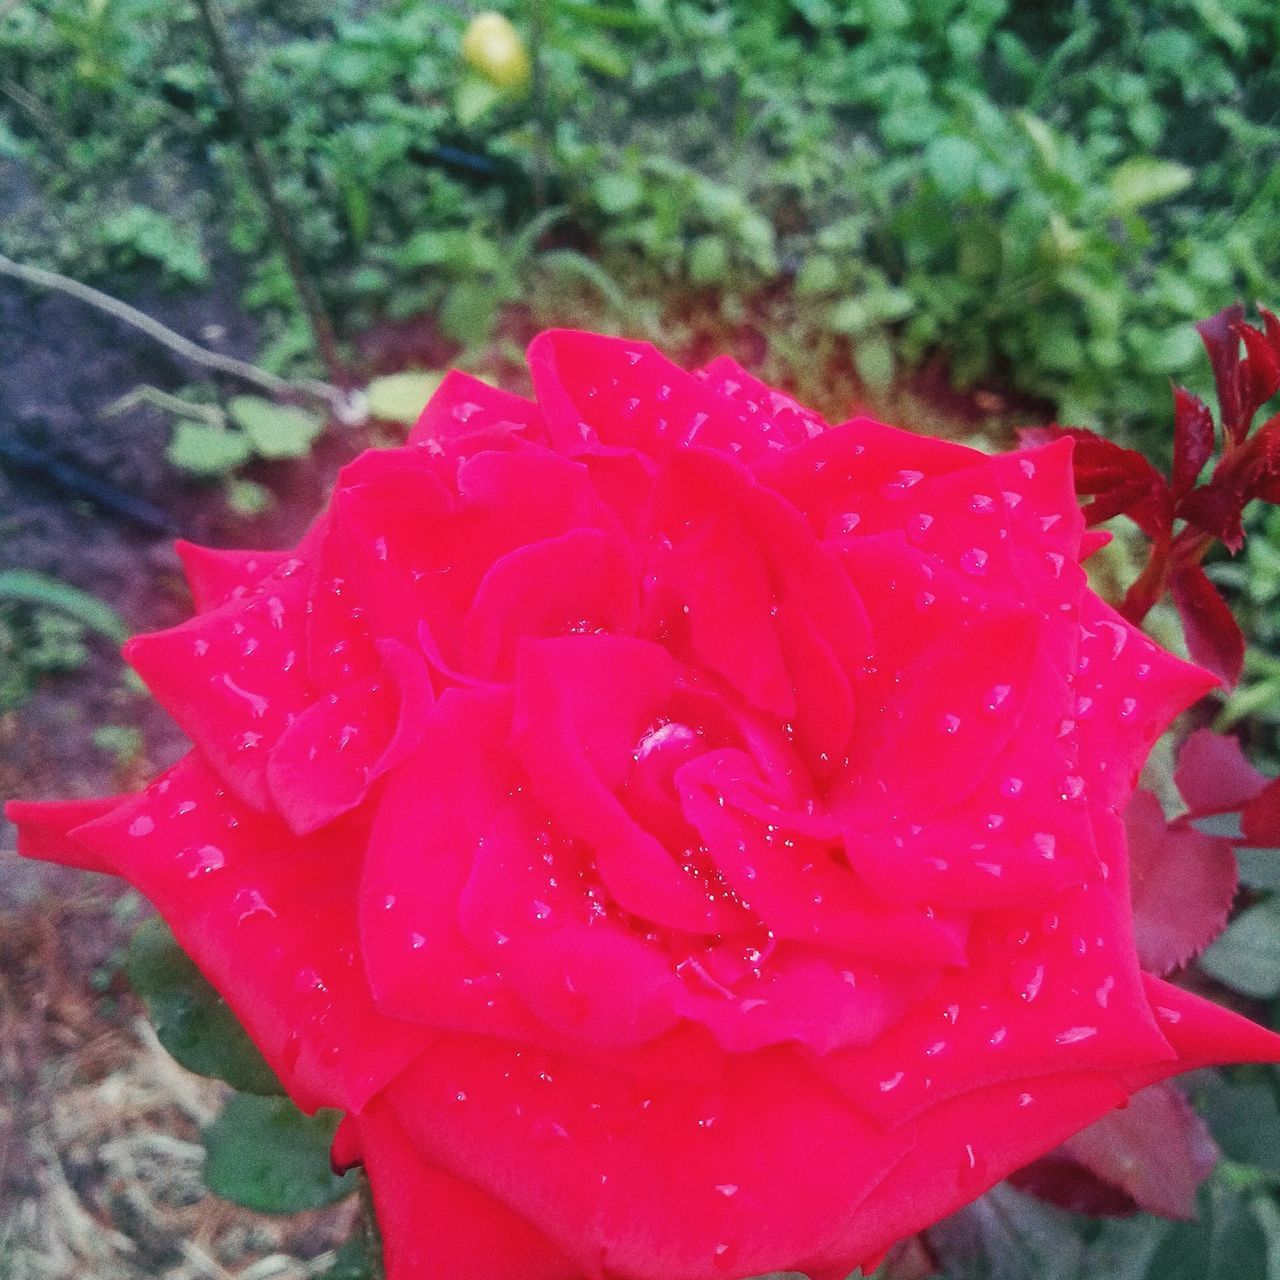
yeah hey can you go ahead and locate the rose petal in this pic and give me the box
[529,329,742,460]
[355,1097,577,1280]
[408,369,545,455]
[124,559,317,810]
[359,689,550,1043]
[174,540,287,612]
[461,528,639,681]
[803,1070,1131,1276]
[382,1035,909,1280]
[266,641,435,834]
[69,753,431,1112]
[6,794,130,874]
[512,634,739,935]
[678,750,968,969]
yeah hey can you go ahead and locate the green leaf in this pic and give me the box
[440,281,501,345]
[1196,1075,1280,1176]
[455,74,503,127]
[365,371,445,426]
[1108,158,1194,212]
[853,333,895,390]
[0,570,128,645]
[167,422,252,477]
[318,1236,382,1280]
[1200,898,1280,998]
[1237,848,1280,892]
[688,235,729,285]
[923,135,982,199]
[226,479,274,518]
[594,171,644,215]
[1143,1179,1270,1280]
[227,397,326,461]
[127,917,282,1096]
[203,1094,353,1214]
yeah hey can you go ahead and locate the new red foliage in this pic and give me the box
[1023,303,1280,686]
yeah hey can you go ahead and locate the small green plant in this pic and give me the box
[0,570,129,711]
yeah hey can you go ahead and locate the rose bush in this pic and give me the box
[11,330,1280,1280]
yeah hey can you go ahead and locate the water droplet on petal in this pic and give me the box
[1055,1025,1098,1045]
[960,547,989,576]
[984,684,1012,713]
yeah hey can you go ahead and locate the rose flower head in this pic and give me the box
[12,331,1280,1280]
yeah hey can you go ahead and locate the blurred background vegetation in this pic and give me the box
[1,2,1280,1279]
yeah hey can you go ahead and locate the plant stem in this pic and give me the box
[191,0,347,385]
[0,252,353,415]
[527,0,551,211]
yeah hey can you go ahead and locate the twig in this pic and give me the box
[191,0,347,386]
[0,253,362,420]
[0,78,72,150]
[100,385,226,427]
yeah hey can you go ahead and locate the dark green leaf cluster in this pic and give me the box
[2,0,1276,439]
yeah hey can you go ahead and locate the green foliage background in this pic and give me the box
[2,0,1278,439]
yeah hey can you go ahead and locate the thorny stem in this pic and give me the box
[191,0,347,386]
[0,253,361,420]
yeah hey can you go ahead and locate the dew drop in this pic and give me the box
[129,815,155,838]
[1013,962,1045,1003]
[960,547,989,576]
[1055,1025,1098,1045]
[882,469,924,498]
[908,512,934,540]
[984,684,1012,713]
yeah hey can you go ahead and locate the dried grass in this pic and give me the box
[0,890,356,1280]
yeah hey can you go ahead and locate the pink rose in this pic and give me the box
[12,331,1280,1280]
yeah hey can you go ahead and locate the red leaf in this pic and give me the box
[1259,304,1280,355]
[1052,1084,1218,1220]
[1169,561,1243,686]
[1242,776,1280,846]
[1196,304,1246,444]
[1125,788,1238,976]
[1009,1155,1136,1217]
[1118,545,1169,625]
[1176,413,1280,549]
[1019,425,1172,536]
[1239,320,1280,430]
[1171,386,1215,498]
[1174,728,1268,816]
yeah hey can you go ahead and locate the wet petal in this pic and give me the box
[266,641,435,834]
[124,558,316,810]
[69,753,431,1112]
[175,540,287,611]
[382,1035,909,1280]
